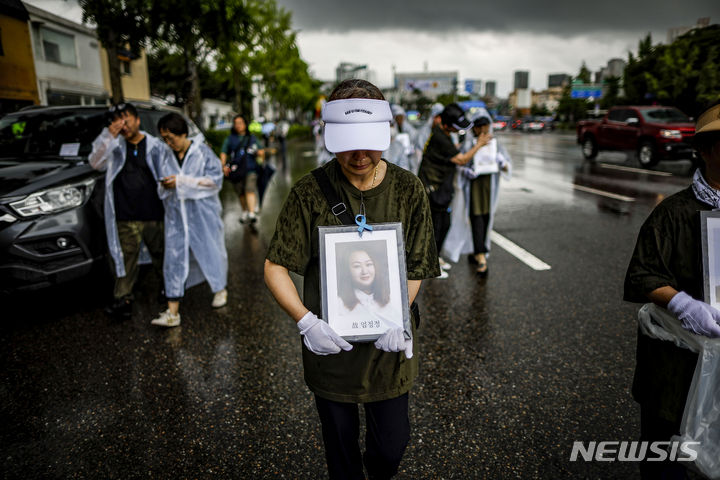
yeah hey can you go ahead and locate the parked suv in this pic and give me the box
[0,104,200,293]
[576,106,695,167]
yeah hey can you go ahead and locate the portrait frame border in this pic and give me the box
[318,222,411,343]
[700,210,720,309]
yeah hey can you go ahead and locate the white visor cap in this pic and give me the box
[322,99,392,153]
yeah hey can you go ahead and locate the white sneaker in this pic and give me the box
[438,257,452,271]
[437,269,449,279]
[212,289,227,308]
[239,211,248,224]
[151,309,181,327]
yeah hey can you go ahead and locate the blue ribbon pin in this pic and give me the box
[355,214,373,237]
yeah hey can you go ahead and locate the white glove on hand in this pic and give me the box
[297,312,353,355]
[667,291,720,338]
[374,328,413,359]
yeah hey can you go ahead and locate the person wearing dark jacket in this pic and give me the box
[624,101,720,479]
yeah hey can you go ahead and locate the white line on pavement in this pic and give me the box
[572,184,636,202]
[490,231,552,271]
[598,163,673,177]
[301,151,315,157]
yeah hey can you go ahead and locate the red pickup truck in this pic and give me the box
[576,106,695,167]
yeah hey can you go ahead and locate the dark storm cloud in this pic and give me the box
[275,0,716,36]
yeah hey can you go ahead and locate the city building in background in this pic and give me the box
[485,81,496,98]
[514,70,529,90]
[548,74,570,88]
[201,98,234,131]
[394,70,458,101]
[335,62,377,86]
[0,0,40,115]
[99,48,150,103]
[25,2,108,105]
[667,17,711,43]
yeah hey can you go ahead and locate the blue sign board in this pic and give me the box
[464,80,474,94]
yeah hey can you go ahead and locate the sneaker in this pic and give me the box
[248,212,257,223]
[437,269,449,279]
[151,309,181,327]
[211,289,227,308]
[239,211,248,224]
[438,257,452,271]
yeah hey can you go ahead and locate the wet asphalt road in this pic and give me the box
[0,132,702,479]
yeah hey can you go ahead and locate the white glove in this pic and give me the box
[374,328,413,359]
[297,312,353,355]
[667,291,720,338]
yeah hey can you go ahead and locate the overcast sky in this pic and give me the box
[275,0,717,96]
[26,0,716,97]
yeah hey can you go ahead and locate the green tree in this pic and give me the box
[80,0,151,103]
[151,0,252,124]
[577,62,592,84]
[621,26,720,116]
[600,76,621,109]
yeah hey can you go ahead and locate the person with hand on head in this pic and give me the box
[624,101,720,479]
[89,103,166,319]
[264,79,439,480]
[150,112,228,327]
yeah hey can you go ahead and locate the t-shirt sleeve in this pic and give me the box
[405,180,441,280]
[266,188,311,275]
[221,136,230,154]
[623,207,677,302]
[434,132,460,162]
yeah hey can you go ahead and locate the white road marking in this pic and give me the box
[301,151,315,157]
[572,184,635,202]
[490,231,552,271]
[598,163,673,177]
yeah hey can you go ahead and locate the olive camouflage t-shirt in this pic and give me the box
[267,159,440,402]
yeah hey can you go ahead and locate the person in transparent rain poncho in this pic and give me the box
[384,104,419,173]
[151,113,229,327]
[442,109,511,276]
[88,103,166,319]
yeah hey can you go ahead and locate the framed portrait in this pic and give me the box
[318,222,411,342]
[701,211,720,310]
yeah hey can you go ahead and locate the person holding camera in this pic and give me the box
[151,113,228,327]
[417,103,491,278]
[220,114,265,224]
[88,103,166,319]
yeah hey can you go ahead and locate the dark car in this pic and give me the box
[0,104,200,293]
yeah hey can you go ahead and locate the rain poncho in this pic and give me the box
[638,303,720,479]
[385,121,419,173]
[414,103,444,159]
[442,109,511,262]
[89,128,165,277]
[156,137,228,298]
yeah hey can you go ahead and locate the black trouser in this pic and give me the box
[430,204,451,255]
[314,393,410,480]
[639,406,687,480]
[470,213,490,255]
